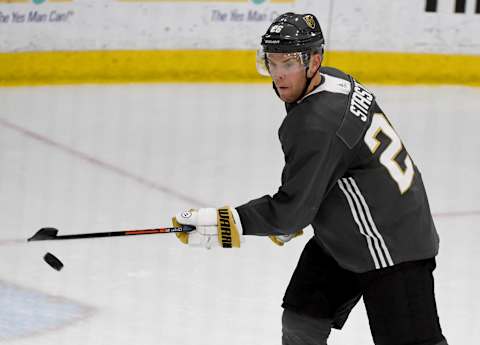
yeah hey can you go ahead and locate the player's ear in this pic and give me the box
[308,53,322,77]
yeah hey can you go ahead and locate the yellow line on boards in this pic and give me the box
[325,51,480,86]
[0,50,479,86]
[0,50,264,86]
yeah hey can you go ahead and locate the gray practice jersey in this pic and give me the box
[236,66,439,273]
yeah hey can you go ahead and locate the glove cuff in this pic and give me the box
[217,206,243,248]
[230,208,243,236]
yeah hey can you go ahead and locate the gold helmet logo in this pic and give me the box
[303,15,316,29]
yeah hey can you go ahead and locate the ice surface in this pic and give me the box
[0,83,478,344]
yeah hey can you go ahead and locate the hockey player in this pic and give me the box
[172,12,448,345]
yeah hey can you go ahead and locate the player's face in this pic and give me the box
[266,52,307,103]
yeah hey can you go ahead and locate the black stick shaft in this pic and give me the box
[28,225,195,241]
[55,227,193,239]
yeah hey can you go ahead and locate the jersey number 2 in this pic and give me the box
[364,113,414,194]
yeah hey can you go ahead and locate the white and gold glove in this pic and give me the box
[269,230,304,246]
[172,207,243,249]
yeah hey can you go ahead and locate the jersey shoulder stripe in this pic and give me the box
[336,78,375,149]
[316,67,376,149]
[302,73,351,99]
[285,68,375,148]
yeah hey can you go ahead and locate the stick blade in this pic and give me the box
[28,227,59,241]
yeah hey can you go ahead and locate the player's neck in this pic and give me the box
[306,72,323,95]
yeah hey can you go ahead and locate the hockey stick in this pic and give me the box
[27,225,195,242]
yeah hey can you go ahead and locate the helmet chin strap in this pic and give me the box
[299,64,322,102]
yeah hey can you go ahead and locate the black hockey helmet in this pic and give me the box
[261,12,324,53]
[256,12,325,77]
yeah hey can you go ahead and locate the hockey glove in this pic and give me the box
[269,230,304,246]
[172,207,243,249]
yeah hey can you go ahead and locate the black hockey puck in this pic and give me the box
[43,252,64,271]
